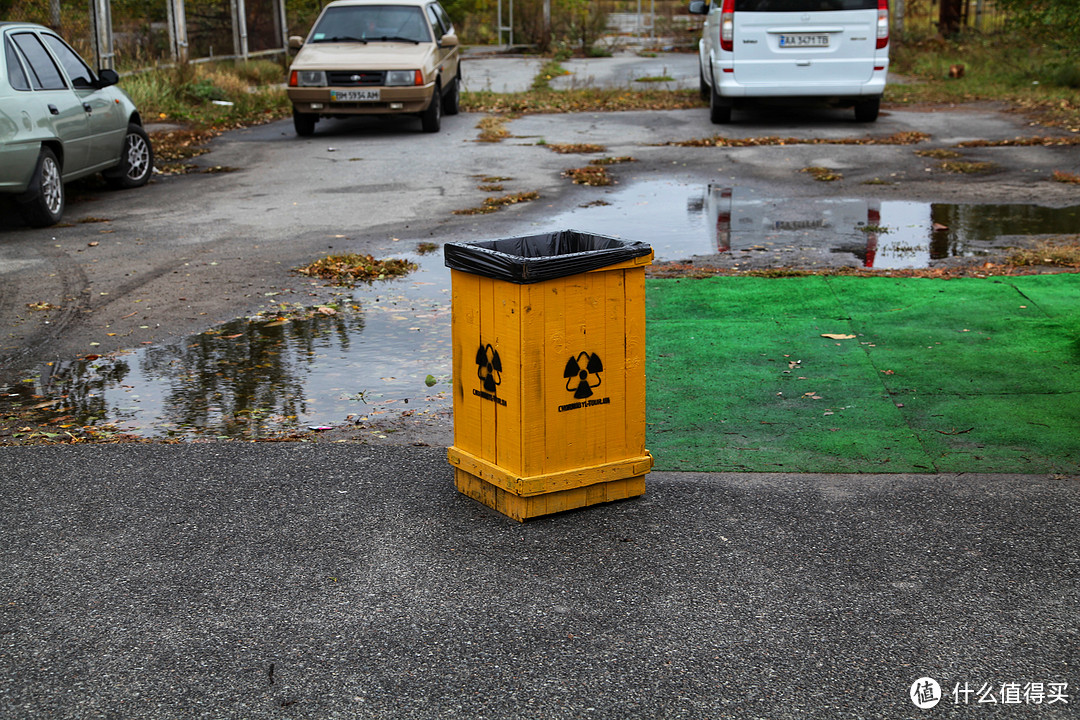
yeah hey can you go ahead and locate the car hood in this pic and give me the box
[292,42,436,70]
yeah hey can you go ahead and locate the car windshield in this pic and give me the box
[310,5,431,43]
[735,0,877,9]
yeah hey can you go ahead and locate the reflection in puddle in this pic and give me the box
[10,182,1077,439]
[17,253,452,439]
[542,181,1080,269]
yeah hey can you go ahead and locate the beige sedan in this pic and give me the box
[286,0,461,135]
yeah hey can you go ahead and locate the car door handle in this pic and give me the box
[83,103,93,113]
[48,104,59,115]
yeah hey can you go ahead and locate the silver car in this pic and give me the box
[1,22,153,227]
[689,0,890,123]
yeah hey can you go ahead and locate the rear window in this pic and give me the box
[5,37,31,91]
[735,0,877,10]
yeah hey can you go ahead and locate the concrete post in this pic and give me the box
[166,0,190,64]
[89,0,115,70]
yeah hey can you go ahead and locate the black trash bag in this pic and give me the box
[443,230,652,284]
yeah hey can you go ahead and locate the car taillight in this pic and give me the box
[876,0,889,50]
[720,0,735,52]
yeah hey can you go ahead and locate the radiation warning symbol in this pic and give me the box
[564,352,603,399]
[476,343,502,393]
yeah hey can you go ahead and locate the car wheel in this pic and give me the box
[104,124,154,189]
[854,97,880,123]
[294,110,317,136]
[19,147,64,227]
[443,72,460,116]
[709,71,731,125]
[421,83,442,133]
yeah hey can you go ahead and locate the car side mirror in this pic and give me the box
[289,35,304,51]
[95,68,120,89]
[439,32,459,48]
[688,1,708,14]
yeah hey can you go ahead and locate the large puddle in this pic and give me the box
[6,252,454,439]
[540,182,1080,269]
[7,182,1077,439]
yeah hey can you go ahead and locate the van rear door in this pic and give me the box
[732,0,879,88]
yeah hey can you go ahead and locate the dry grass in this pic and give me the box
[589,156,637,166]
[294,254,417,285]
[452,191,541,215]
[475,115,511,143]
[461,88,704,115]
[668,131,930,148]
[915,149,963,159]
[801,166,843,182]
[563,166,614,186]
[939,160,997,174]
[546,143,606,154]
[1007,238,1080,268]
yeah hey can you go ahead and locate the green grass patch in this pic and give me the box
[646,275,1080,474]
[887,34,1080,129]
[121,60,290,129]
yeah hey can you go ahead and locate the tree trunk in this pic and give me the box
[939,0,964,36]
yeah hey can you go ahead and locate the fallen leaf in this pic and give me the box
[821,333,856,340]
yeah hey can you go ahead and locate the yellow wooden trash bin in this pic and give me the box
[443,231,654,521]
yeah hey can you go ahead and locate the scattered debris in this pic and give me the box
[939,160,996,174]
[915,149,963,159]
[589,156,637,166]
[294,254,417,285]
[546,143,606,154]
[452,191,541,215]
[666,131,930,148]
[475,115,510,143]
[564,166,614,186]
[801,166,843,182]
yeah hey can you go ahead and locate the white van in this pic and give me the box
[688,0,890,123]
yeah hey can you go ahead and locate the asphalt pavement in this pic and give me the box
[1,444,1077,719]
[2,51,1078,719]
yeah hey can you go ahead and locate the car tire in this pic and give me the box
[294,110,317,136]
[18,147,64,227]
[854,97,880,123]
[104,123,154,189]
[421,83,442,133]
[443,72,460,116]
[709,71,731,125]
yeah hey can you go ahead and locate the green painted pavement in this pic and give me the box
[645,275,1080,473]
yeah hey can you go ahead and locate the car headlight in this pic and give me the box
[295,70,327,87]
[385,70,422,87]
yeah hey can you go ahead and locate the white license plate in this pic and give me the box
[331,89,380,102]
[779,34,829,48]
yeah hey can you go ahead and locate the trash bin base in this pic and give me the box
[454,468,645,522]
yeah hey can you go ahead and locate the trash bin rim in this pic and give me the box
[443,229,653,284]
